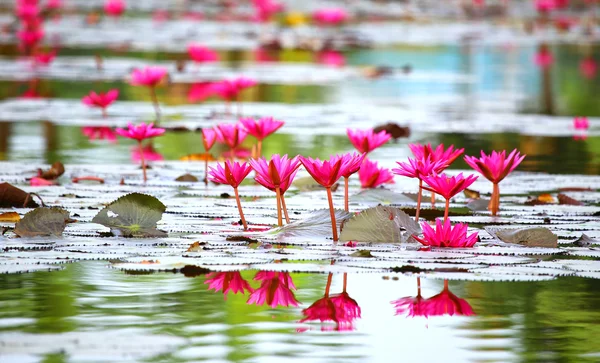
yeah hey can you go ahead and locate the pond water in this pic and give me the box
[2,4,600,363]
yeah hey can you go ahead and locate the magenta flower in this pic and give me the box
[240,116,284,157]
[392,295,428,317]
[464,149,525,216]
[413,218,478,248]
[188,44,219,63]
[317,50,345,68]
[392,157,448,221]
[205,272,254,297]
[202,128,218,152]
[212,77,257,101]
[104,0,125,17]
[188,82,216,102]
[16,2,39,21]
[115,122,165,182]
[423,281,475,317]
[215,123,248,156]
[421,173,478,222]
[32,50,55,67]
[313,8,349,26]
[580,58,597,79]
[82,89,119,117]
[341,152,366,211]
[534,48,553,69]
[408,143,464,170]
[250,154,301,226]
[299,155,347,241]
[81,126,116,143]
[252,0,284,22]
[129,66,167,87]
[358,159,394,188]
[535,0,556,13]
[247,271,299,308]
[574,116,590,130]
[208,160,252,230]
[347,128,391,154]
[131,143,163,162]
[17,29,44,51]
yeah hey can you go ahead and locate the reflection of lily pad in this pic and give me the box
[14,208,70,237]
[91,193,167,238]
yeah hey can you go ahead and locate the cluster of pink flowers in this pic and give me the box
[15,0,59,66]
[252,0,284,23]
[313,8,349,26]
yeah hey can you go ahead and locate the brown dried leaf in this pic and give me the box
[0,183,39,208]
[14,207,70,237]
[524,193,555,205]
[179,153,215,162]
[372,122,410,139]
[463,188,480,199]
[175,174,199,182]
[0,212,20,222]
[186,241,207,252]
[557,193,584,206]
[38,161,65,180]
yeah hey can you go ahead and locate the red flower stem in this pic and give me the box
[344,176,349,211]
[138,141,147,182]
[415,179,422,222]
[443,279,449,290]
[72,176,104,184]
[343,272,348,293]
[431,191,436,208]
[225,100,230,115]
[234,187,248,230]
[149,87,161,124]
[280,192,291,224]
[203,158,208,185]
[417,277,421,294]
[324,272,333,297]
[326,187,338,242]
[443,198,450,223]
[237,100,242,118]
[101,108,107,118]
[275,187,283,227]
[257,140,263,158]
[491,183,500,216]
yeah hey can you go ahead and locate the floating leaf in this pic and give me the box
[557,193,584,206]
[0,212,20,222]
[91,193,167,237]
[175,173,199,182]
[467,198,490,211]
[524,194,555,205]
[0,182,39,208]
[573,233,599,247]
[273,209,352,237]
[340,206,420,243]
[14,208,70,237]
[37,161,65,180]
[486,227,558,248]
[350,250,375,258]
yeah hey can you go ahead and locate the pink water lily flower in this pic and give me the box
[535,47,553,69]
[464,149,525,216]
[317,50,345,68]
[104,0,125,17]
[313,8,349,26]
[82,89,119,117]
[409,143,464,170]
[252,0,284,22]
[212,77,257,101]
[131,143,163,162]
[115,122,165,182]
[573,116,590,130]
[81,126,116,143]
[250,154,301,226]
[208,160,252,230]
[188,82,216,103]
[205,271,254,297]
[215,123,248,156]
[421,173,478,222]
[535,0,556,12]
[423,281,475,317]
[17,29,44,51]
[347,128,391,154]
[358,159,393,188]
[580,58,597,79]
[341,152,366,211]
[247,271,299,308]
[200,128,218,184]
[129,66,167,87]
[188,44,219,63]
[240,116,284,157]
[32,50,55,67]
[413,218,478,248]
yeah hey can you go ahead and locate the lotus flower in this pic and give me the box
[250,154,300,226]
[392,157,449,221]
[299,155,347,241]
[32,50,55,67]
[346,128,391,154]
[129,66,168,122]
[131,143,163,162]
[247,271,299,308]
[421,173,478,222]
[205,271,254,297]
[16,2,39,21]
[81,126,116,143]
[188,82,216,103]
[239,116,284,157]
[580,58,597,79]
[212,77,257,115]
[358,159,393,188]
[392,279,427,317]
[408,143,464,170]
[104,0,125,17]
[115,122,165,182]
[199,128,218,184]
[215,123,248,157]
[317,50,345,68]
[17,29,44,51]
[535,0,556,13]
[82,89,119,117]
[535,47,553,69]
[188,44,219,63]
[413,218,478,248]
[252,0,284,22]
[208,160,252,230]
[313,8,348,26]
[464,149,525,216]
[341,152,366,211]
[573,116,590,130]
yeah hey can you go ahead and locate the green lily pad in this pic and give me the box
[91,193,167,238]
[14,207,70,237]
[340,206,420,243]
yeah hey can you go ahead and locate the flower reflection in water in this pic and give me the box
[300,273,361,331]
[393,279,474,318]
[205,272,254,299]
[247,271,300,308]
[131,143,164,162]
[81,126,116,143]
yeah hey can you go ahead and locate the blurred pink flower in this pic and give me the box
[115,122,165,141]
[392,294,428,317]
[188,82,216,102]
[202,128,218,152]
[317,50,345,68]
[17,29,44,50]
[81,126,117,143]
[152,9,170,23]
[129,66,168,88]
[188,44,219,63]
[573,116,590,130]
[215,123,248,150]
[254,47,277,63]
[534,48,553,69]
[247,271,299,308]
[131,143,163,162]
[32,50,55,67]
[82,89,119,112]
[212,77,257,101]
[580,58,597,79]
[16,2,39,21]
[252,0,284,22]
[413,218,478,248]
[205,271,254,297]
[104,0,125,17]
[358,159,394,188]
[240,117,284,141]
[46,0,63,10]
[313,8,348,26]
[346,128,391,154]
[535,0,556,12]
[208,160,252,188]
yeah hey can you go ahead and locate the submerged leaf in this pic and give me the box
[0,182,39,208]
[340,206,420,243]
[91,193,167,237]
[486,227,558,248]
[14,207,70,237]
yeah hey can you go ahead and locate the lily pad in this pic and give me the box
[486,226,558,248]
[14,208,71,238]
[91,193,167,237]
[340,206,420,243]
[271,209,353,238]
